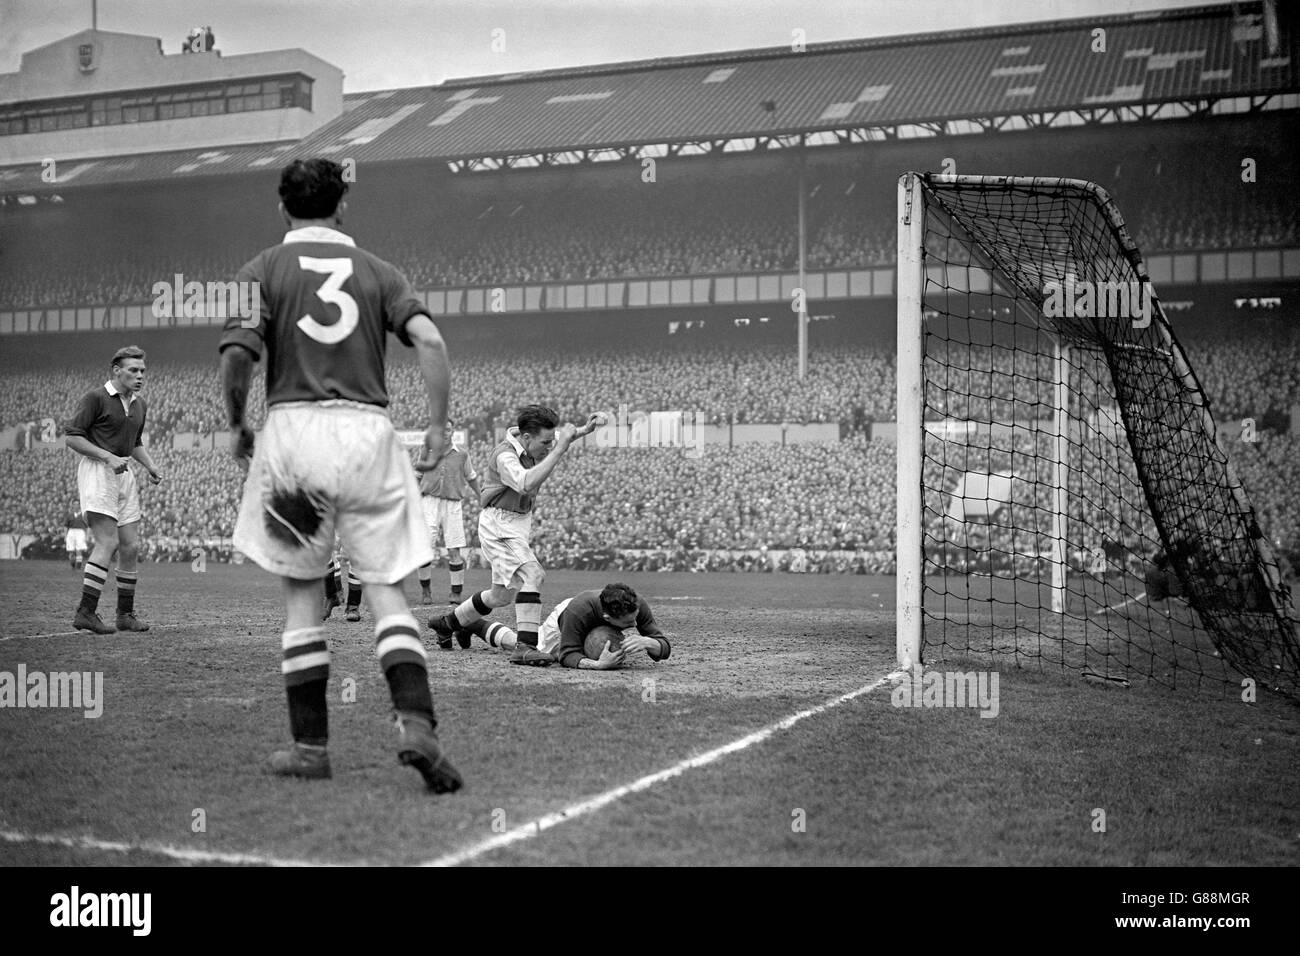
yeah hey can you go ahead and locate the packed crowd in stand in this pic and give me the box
[2,325,1297,572]
[1176,320,1300,425]
[5,429,1296,572]
[0,439,897,569]
[0,343,890,446]
[4,320,1296,450]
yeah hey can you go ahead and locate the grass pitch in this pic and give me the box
[0,562,1296,866]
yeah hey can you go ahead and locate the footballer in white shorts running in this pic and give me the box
[426,404,601,663]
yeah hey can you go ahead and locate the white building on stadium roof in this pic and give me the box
[0,28,343,165]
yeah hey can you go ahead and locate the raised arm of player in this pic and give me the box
[501,424,576,496]
[573,413,604,438]
[406,314,449,458]
[220,344,258,470]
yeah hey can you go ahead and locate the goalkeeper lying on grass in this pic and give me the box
[443,582,673,669]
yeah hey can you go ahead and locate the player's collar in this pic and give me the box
[283,225,356,246]
[104,380,136,405]
[505,427,527,456]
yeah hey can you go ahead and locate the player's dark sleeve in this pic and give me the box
[63,390,99,440]
[636,597,671,661]
[556,607,594,669]
[217,255,268,359]
[135,398,146,449]
[382,262,429,348]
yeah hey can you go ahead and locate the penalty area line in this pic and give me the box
[421,668,906,867]
[0,828,323,867]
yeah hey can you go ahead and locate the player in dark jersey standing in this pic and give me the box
[64,345,163,634]
[219,158,461,793]
[414,418,482,612]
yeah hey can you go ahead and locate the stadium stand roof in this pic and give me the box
[1,2,1294,192]
[0,139,300,191]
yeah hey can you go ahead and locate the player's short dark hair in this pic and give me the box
[599,583,639,619]
[279,158,349,220]
[111,345,146,369]
[517,404,560,435]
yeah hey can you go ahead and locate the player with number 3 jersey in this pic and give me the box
[219,157,462,794]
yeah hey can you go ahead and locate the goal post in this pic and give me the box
[895,172,925,673]
[894,171,1300,697]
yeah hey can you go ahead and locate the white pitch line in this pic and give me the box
[2,670,904,868]
[1093,591,1147,616]
[0,828,323,867]
[421,668,905,867]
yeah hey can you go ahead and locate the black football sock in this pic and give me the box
[286,680,329,745]
[79,561,108,613]
[515,591,542,647]
[115,568,137,615]
[283,626,330,745]
[375,617,435,723]
[386,663,435,723]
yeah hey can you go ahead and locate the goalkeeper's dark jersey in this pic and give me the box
[555,589,670,669]
[219,226,427,408]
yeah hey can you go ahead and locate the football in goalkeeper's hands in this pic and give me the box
[584,624,625,661]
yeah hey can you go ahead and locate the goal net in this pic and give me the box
[895,172,1299,698]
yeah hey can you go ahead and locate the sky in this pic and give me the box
[2,0,1222,93]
